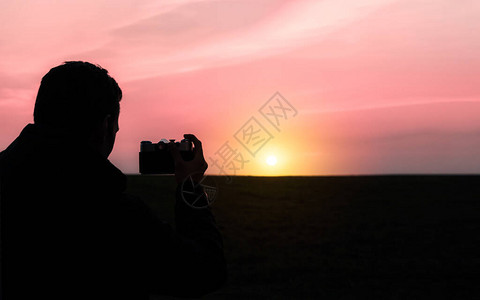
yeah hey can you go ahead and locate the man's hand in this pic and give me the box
[168,134,208,184]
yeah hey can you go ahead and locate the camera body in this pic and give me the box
[139,139,194,174]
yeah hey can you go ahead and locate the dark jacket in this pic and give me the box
[0,124,226,299]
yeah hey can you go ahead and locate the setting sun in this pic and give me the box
[266,155,278,166]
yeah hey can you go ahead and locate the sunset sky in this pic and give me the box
[1,0,480,175]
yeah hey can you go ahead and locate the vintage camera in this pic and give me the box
[139,139,194,174]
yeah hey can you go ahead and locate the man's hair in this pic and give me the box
[33,61,122,134]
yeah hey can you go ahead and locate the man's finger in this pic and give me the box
[184,134,203,155]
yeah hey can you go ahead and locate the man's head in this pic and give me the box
[34,61,122,158]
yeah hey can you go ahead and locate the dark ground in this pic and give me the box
[126,175,480,299]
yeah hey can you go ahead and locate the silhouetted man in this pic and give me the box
[0,61,226,299]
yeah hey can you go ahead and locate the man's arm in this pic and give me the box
[142,134,226,297]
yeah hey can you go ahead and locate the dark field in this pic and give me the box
[126,175,480,299]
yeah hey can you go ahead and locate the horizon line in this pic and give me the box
[126,173,480,177]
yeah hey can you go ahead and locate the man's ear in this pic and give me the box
[102,114,112,131]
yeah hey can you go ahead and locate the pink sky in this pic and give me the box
[1,0,480,175]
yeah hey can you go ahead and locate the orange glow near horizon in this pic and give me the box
[1,1,480,175]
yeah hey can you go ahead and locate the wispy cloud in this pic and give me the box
[106,0,398,80]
